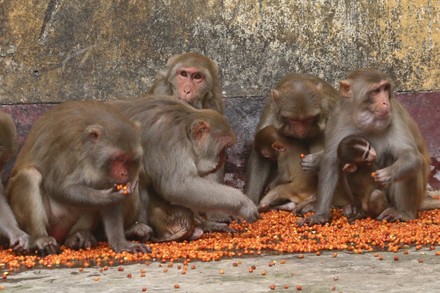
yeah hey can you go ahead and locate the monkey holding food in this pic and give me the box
[6,100,150,255]
[253,125,317,212]
[111,96,260,242]
[337,135,388,220]
[246,73,339,204]
[298,69,432,226]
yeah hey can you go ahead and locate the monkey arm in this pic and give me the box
[297,154,339,226]
[374,148,425,186]
[159,176,260,223]
[245,150,272,203]
[56,183,130,207]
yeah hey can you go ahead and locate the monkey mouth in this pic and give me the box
[374,110,391,119]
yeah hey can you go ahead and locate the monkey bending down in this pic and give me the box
[253,126,317,212]
[112,96,259,242]
[6,101,150,255]
[246,73,339,204]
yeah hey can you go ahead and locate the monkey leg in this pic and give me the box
[365,189,388,219]
[342,204,365,221]
[64,213,98,250]
[378,177,423,221]
[7,167,60,255]
[259,184,310,212]
[0,186,30,252]
[100,204,151,253]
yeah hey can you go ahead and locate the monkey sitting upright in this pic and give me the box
[337,135,389,221]
[254,125,317,212]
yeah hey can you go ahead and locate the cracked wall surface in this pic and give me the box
[0,0,438,103]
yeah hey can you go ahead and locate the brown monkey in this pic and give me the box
[111,96,259,241]
[254,126,317,212]
[148,52,224,113]
[0,111,30,252]
[337,135,388,220]
[6,100,150,255]
[147,186,203,242]
[149,52,227,223]
[246,73,339,203]
[298,69,431,226]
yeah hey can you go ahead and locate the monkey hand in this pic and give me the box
[9,231,31,253]
[236,198,260,223]
[110,240,151,254]
[376,207,410,222]
[64,230,98,250]
[113,180,138,196]
[300,152,322,173]
[32,236,60,256]
[296,212,330,226]
[372,168,392,186]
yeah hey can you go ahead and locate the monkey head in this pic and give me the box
[167,52,219,108]
[188,109,236,177]
[83,119,143,190]
[271,77,327,140]
[254,125,287,161]
[338,135,377,173]
[339,69,394,132]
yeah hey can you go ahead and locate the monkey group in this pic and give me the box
[0,52,438,256]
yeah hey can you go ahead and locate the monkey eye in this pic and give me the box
[179,71,189,77]
[192,72,203,80]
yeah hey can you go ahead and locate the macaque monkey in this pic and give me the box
[246,73,339,203]
[298,69,431,226]
[337,135,388,220]
[111,96,260,241]
[149,52,227,223]
[6,100,150,255]
[147,186,203,242]
[148,52,224,113]
[0,111,30,252]
[253,126,317,212]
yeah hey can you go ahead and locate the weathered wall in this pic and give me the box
[0,0,438,103]
[1,1,439,188]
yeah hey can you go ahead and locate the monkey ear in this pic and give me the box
[271,141,286,152]
[192,120,210,140]
[339,80,352,98]
[342,163,357,173]
[86,125,104,142]
[271,89,281,103]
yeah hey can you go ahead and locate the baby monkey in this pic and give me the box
[337,135,388,220]
[254,125,317,212]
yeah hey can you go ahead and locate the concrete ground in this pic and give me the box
[3,247,440,293]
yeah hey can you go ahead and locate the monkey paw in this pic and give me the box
[300,152,322,173]
[10,232,31,253]
[296,213,330,226]
[32,236,60,256]
[198,220,235,233]
[64,230,98,250]
[376,207,409,222]
[372,168,392,186]
[111,241,151,254]
[292,196,316,215]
